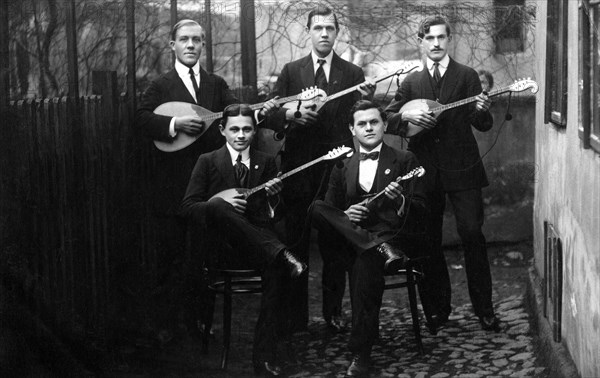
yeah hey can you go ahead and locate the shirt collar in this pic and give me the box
[359,142,383,155]
[311,50,333,68]
[426,54,450,71]
[175,59,200,77]
[225,143,250,164]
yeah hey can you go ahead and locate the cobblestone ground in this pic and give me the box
[114,242,550,377]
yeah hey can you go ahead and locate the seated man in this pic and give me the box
[312,100,426,377]
[180,104,306,376]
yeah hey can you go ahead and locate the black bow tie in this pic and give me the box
[359,151,380,161]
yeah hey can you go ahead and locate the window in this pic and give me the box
[544,0,568,127]
[580,0,600,152]
[493,0,526,54]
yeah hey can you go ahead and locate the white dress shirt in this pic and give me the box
[225,143,250,169]
[358,143,382,193]
[311,50,334,83]
[426,54,449,80]
[169,60,202,137]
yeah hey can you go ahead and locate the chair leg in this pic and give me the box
[202,290,217,354]
[221,276,232,370]
[406,266,424,355]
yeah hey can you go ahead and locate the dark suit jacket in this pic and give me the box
[385,58,493,192]
[180,145,279,227]
[324,142,427,231]
[263,53,365,198]
[135,67,238,215]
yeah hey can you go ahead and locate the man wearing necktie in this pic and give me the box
[181,104,305,376]
[385,16,499,333]
[311,101,427,377]
[135,19,241,342]
[261,5,376,334]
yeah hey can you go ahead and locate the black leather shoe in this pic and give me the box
[376,242,406,272]
[345,354,370,377]
[279,249,307,278]
[426,312,449,335]
[325,315,346,333]
[480,315,501,332]
[253,360,282,376]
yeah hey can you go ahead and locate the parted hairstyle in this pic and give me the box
[220,104,257,129]
[478,70,494,90]
[171,19,204,41]
[417,16,452,39]
[306,5,339,31]
[349,100,387,124]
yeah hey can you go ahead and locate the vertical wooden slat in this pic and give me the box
[126,0,136,123]
[0,0,9,111]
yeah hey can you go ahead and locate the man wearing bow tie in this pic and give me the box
[311,100,426,377]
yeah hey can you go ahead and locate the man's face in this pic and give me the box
[479,75,491,92]
[350,108,386,151]
[220,115,256,152]
[170,24,204,67]
[420,24,451,62]
[308,14,338,57]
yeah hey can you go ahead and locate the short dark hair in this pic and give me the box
[171,19,203,41]
[221,104,257,128]
[306,5,339,31]
[349,100,387,124]
[478,70,494,90]
[418,16,451,39]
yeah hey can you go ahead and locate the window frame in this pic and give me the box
[493,0,526,54]
[544,0,568,127]
[579,0,600,152]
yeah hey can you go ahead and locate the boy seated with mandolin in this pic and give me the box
[311,100,427,377]
[180,103,305,376]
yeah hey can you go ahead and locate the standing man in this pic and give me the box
[262,5,375,332]
[385,16,500,332]
[312,100,426,377]
[180,104,305,376]
[135,19,238,337]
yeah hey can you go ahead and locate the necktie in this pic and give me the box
[433,62,441,85]
[189,67,199,102]
[234,154,248,188]
[314,59,328,90]
[359,151,380,161]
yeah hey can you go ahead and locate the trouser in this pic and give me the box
[426,186,494,318]
[206,199,289,361]
[312,200,393,356]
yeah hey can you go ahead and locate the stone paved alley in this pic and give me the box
[111,241,554,378]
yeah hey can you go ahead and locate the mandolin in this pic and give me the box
[358,166,426,211]
[153,62,420,152]
[211,146,354,201]
[399,78,539,137]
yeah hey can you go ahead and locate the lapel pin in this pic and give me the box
[384,168,391,175]
[254,164,259,170]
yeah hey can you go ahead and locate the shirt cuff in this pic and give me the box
[169,117,177,137]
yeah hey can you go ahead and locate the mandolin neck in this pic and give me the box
[244,155,327,198]
[431,86,512,113]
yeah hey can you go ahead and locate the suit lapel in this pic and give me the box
[215,146,237,188]
[375,143,397,192]
[439,58,459,104]
[345,151,359,201]
[248,149,266,188]
[198,67,215,110]
[326,53,345,115]
[300,55,314,90]
[166,69,196,104]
